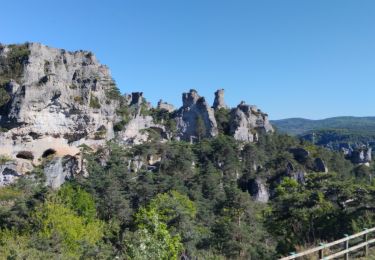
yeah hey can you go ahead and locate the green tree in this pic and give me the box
[196,115,206,140]
[33,200,104,257]
[125,207,183,260]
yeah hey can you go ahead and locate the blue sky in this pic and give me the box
[1,0,374,119]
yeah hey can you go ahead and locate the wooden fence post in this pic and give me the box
[319,243,324,259]
[364,228,369,257]
[344,234,349,260]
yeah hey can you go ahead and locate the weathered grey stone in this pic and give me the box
[289,148,310,162]
[157,100,175,113]
[44,155,80,189]
[229,101,274,142]
[249,178,269,203]
[314,158,328,173]
[349,147,372,164]
[175,89,218,141]
[118,115,165,145]
[0,162,22,186]
[0,43,119,185]
[285,162,305,184]
[213,89,227,110]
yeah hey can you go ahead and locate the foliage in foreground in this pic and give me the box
[0,133,374,259]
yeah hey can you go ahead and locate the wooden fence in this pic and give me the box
[280,227,375,260]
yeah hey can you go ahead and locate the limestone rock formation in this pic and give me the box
[349,147,372,164]
[314,158,328,173]
[285,162,306,184]
[289,148,310,163]
[117,115,165,145]
[0,43,275,187]
[213,89,227,110]
[249,178,269,203]
[157,100,175,113]
[0,162,22,186]
[0,43,119,187]
[175,89,218,141]
[229,102,274,142]
[44,155,81,189]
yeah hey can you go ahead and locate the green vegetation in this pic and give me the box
[272,116,375,136]
[215,107,231,135]
[196,115,206,140]
[0,88,10,107]
[0,155,13,164]
[89,94,101,109]
[0,43,30,86]
[105,82,122,101]
[1,127,375,258]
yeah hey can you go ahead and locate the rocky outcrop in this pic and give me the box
[249,178,269,203]
[0,43,118,141]
[314,158,328,173]
[117,115,165,145]
[0,162,22,186]
[349,147,372,164]
[0,43,275,187]
[289,148,310,163]
[229,102,274,142]
[175,89,218,141]
[286,162,306,184]
[157,100,175,113]
[0,43,120,186]
[213,89,227,110]
[44,155,81,189]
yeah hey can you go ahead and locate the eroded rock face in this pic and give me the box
[285,162,306,184]
[157,100,175,113]
[0,43,276,188]
[0,162,22,186]
[349,147,372,164]
[175,89,218,141]
[213,89,227,110]
[249,178,269,203]
[118,115,165,145]
[289,148,310,163]
[44,155,81,189]
[1,43,118,141]
[0,43,120,186]
[229,102,274,142]
[314,158,328,173]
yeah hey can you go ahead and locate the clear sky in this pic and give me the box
[1,0,374,119]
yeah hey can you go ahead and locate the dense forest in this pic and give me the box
[1,129,375,259]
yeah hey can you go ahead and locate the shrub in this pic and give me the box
[0,88,10,107]
[89,94,101,109]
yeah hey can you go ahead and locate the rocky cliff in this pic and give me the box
[0,43,274,187]
[0,43,119,186]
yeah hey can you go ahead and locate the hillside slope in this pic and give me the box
[272,117,375,136]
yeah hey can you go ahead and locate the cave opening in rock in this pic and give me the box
[16,151,34,160]
[42,149,56,158]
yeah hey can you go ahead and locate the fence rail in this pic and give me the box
[280,227,375,260]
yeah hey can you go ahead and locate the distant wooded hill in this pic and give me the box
[271,117,375,147]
